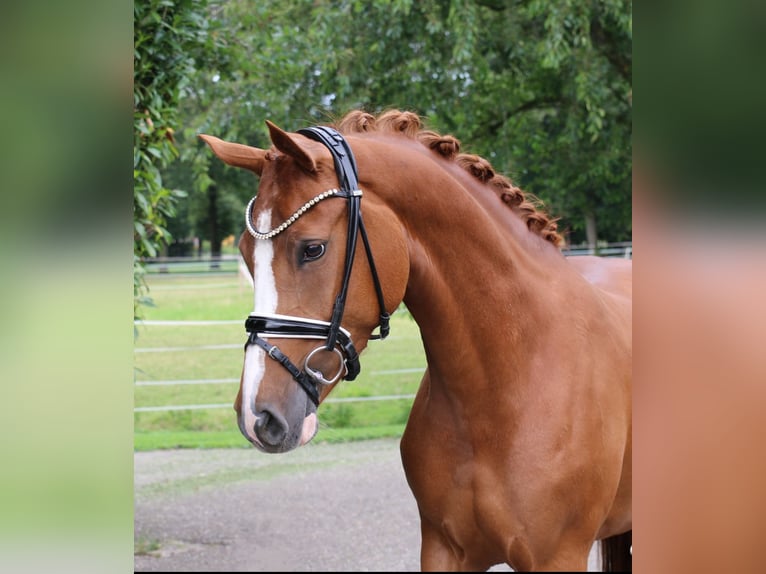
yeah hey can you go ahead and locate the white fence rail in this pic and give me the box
[141,242,633,274]
[562,242,632,258]
[135,242,630,413]
[134,394,418,413]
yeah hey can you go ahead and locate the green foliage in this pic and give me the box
[503,0,632,243]
[178,0,630,247]
[150,0,630,269]
[133,0,219,320]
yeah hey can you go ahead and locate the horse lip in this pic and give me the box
[300,412,318,446]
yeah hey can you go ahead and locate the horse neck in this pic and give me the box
[361,138,572,394]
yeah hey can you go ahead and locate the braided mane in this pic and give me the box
[334,109,564,247]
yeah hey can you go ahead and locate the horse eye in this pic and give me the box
[302,243,326,262]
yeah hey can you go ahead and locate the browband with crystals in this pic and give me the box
[245,187,363,240]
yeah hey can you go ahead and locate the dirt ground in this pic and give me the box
[134,438,598,572]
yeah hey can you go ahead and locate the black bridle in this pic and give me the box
[244,126,390,406]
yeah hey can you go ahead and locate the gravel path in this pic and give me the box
[134,439,598,571]
[134,439,424,572]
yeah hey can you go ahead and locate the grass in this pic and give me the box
[134,273,425,451]
[134,537,161,556]
[133,424,409,451]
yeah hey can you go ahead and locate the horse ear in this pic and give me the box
[265,120,317,173]
[198,134,266,176]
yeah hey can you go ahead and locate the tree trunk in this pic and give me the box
[208,185,221,269]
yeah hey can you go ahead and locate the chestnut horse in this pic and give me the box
[200,109,632,572]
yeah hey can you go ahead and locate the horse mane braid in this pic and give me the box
[334,109,564,247]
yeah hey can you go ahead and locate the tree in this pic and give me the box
[133,0,220,319]
[168,0,631,248]
[164,0,340,259]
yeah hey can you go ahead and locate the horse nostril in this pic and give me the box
[254,407,288,447]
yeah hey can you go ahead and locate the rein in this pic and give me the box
[243,126,390,406]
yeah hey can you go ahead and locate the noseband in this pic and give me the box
[244,126,390,406]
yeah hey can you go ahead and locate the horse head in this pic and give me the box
[200,121,408,453]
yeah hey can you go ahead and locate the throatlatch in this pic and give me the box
[243,126,390,405]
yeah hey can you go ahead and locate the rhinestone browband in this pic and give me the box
[245,188,362,240]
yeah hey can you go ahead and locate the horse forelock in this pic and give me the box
[333,109,564,248]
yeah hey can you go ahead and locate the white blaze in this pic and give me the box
[241,209,277,444]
